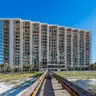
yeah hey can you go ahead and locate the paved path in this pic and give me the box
[37,75,71,96]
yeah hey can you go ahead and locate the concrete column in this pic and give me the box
[9,20,14,69]
[57,26,59,70]
[64,28,67,70]
[1,20,4,65]
[39,23,41,70]
[71,29,73,68]
[78,30,80,68]
[63,28,65,69]
[47,25,49,70]
[90,31,92,66]
[84,31,86,68]
[31,23,33,67]
[20,21,23,71]
[30,22,32,66]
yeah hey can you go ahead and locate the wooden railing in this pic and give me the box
[20,71,47,96]
[20,71,94,96]
[52,72,94,96]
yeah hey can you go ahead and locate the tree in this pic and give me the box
[0,61,8,73]
[0,64,3,72]
[4,61,8,73]
[23,64,31,72]
[89,62,96,70]
[7,68,12,73]
[30,64,33,71]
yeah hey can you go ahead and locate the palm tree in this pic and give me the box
[3,61,8,73]
[0,61,8,73]
[23,64,30,72]
[0,64,4,72]
[89,63,96,70]
[0,63,7,73]
[30,64,34,72]
[0,64,3,72]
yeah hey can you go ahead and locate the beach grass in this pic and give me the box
[56,71,96,79]
[0,71,43,81]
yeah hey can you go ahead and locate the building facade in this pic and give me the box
[0,18,92,71]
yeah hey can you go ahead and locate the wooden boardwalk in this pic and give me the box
[21,71,94,96]
[37,75,71,96]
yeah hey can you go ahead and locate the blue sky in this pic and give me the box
[0,0,96,63]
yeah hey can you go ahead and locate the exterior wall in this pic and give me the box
[58,27,65,71]
[39,23,41,70]
[40,24,48,70]
[72,29,78,69]
[85,31,92,67]
[2,20,10,67]
[79,30,85,68]
[9,20,14,69]
[13,20,20,69]
[66,28,72,69]
[0,18,92,71]
[0,20,4,64]
[20,21,23,70]
[48,25,58,71]
[32,22,40,70]
[23,21,30,65]
[47,25,49,70]
[30,23,32,66]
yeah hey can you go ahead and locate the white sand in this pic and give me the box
[0,78,96,94]
[89,79,96,86]
[0,77,33,94]
[0,82,13,94]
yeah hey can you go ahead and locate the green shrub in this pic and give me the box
[7,68,12,73]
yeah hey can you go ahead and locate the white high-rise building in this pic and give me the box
[0,18,92,71]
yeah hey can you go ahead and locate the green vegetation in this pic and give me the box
[0,61,8,73]
[88,84,96,95]
[0,63,39,73]
[56,71,96,79]
[7,68,13,73]
[89,62,96,70]
[0,72,43,81]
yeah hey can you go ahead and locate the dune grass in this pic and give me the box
[0,72,43,81]
[56,71,96,79]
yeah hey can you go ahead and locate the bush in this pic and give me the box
[7,68,12,73]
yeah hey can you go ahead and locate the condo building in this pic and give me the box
[0,18,91,71]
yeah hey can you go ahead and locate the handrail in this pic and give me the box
[20,71,47,96]
[52,72,94,96]
[31,71,47,96]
